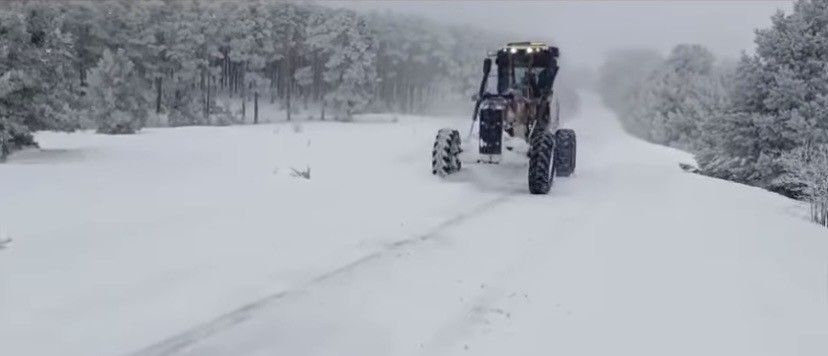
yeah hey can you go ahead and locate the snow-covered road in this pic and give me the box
[2,94,827,355]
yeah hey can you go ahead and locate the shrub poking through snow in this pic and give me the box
[290,166,311,179]
[779,144,828,226]
[87,49,150,134]
[0,120,37,161]
[0,230,10,250]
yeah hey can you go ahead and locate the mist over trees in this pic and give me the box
[597,48,663,129]
[598,0,828,225]
[598,45,731,151]
[2,0,572,160]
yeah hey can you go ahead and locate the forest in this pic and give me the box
[0,0,541,159]
[597,0,828,225]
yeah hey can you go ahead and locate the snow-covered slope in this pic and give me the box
[1,94,826,356]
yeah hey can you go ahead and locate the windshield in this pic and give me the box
[496,52,537,94]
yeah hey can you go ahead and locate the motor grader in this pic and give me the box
[431,42,576,194]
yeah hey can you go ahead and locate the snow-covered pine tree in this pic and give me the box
[322,10,377,121]
[693,58,766,185]
[87,49,151,134]
[697,0,828,197]
[299,8,338,119]
[1,3,79,160]
[0,8,35,160]
[778,143,828,225]
[625,44,729,150]
[162,0,222,126]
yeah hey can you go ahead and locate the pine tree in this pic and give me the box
[625,44,728,150]
[322,10,377,120]
[697,0,828,197]
[0,3,79,160]
[87,49,151,134]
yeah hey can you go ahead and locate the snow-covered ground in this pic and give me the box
[1,94,827,356]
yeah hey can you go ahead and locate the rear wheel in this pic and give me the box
[554,129,576,177]
[432,128,462,177]
[529,103,551,142]
[528,130,555,194]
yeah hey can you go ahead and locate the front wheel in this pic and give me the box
[528,130,555,194]
[432,128,462,177]
[554,129,576,177]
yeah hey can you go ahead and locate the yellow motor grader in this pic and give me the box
[431,42,576,194]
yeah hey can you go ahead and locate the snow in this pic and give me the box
[2,94,827,356]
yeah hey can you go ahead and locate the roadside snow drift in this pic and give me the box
[1,94,826,356]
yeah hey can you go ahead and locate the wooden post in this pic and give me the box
[254,91,259,124]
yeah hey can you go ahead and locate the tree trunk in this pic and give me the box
[155,77,162,114]
[205,74,211,123]
[285,58,292,121]
[254,91,259,124]
[236,63,241,96]
[313,52,321,102]
[286,81,292,122]
[270,65,277,104]
[230,62,236,97]
[223,54,229,90]
[202,69,208,121]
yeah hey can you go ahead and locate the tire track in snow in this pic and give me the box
[128,194,511,356]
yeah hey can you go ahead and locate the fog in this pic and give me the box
[328,0,794,67]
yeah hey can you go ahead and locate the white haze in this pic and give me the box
[327,0,795,67]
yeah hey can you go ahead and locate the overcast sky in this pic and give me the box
[327,0,794,67]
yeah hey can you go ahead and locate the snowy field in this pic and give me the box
[2,94,827,356]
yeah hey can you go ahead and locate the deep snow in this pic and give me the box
[1,94,827,356]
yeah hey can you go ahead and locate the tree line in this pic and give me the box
[597,0,828,226]
[0,0,517,159]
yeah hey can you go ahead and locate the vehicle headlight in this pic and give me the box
[510,47,517,54]
[481,98,507,110]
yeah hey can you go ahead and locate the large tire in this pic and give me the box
[528,130,556,194]
[529,103,551,142]
[432,128,462,177]
[554,129,576,177]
